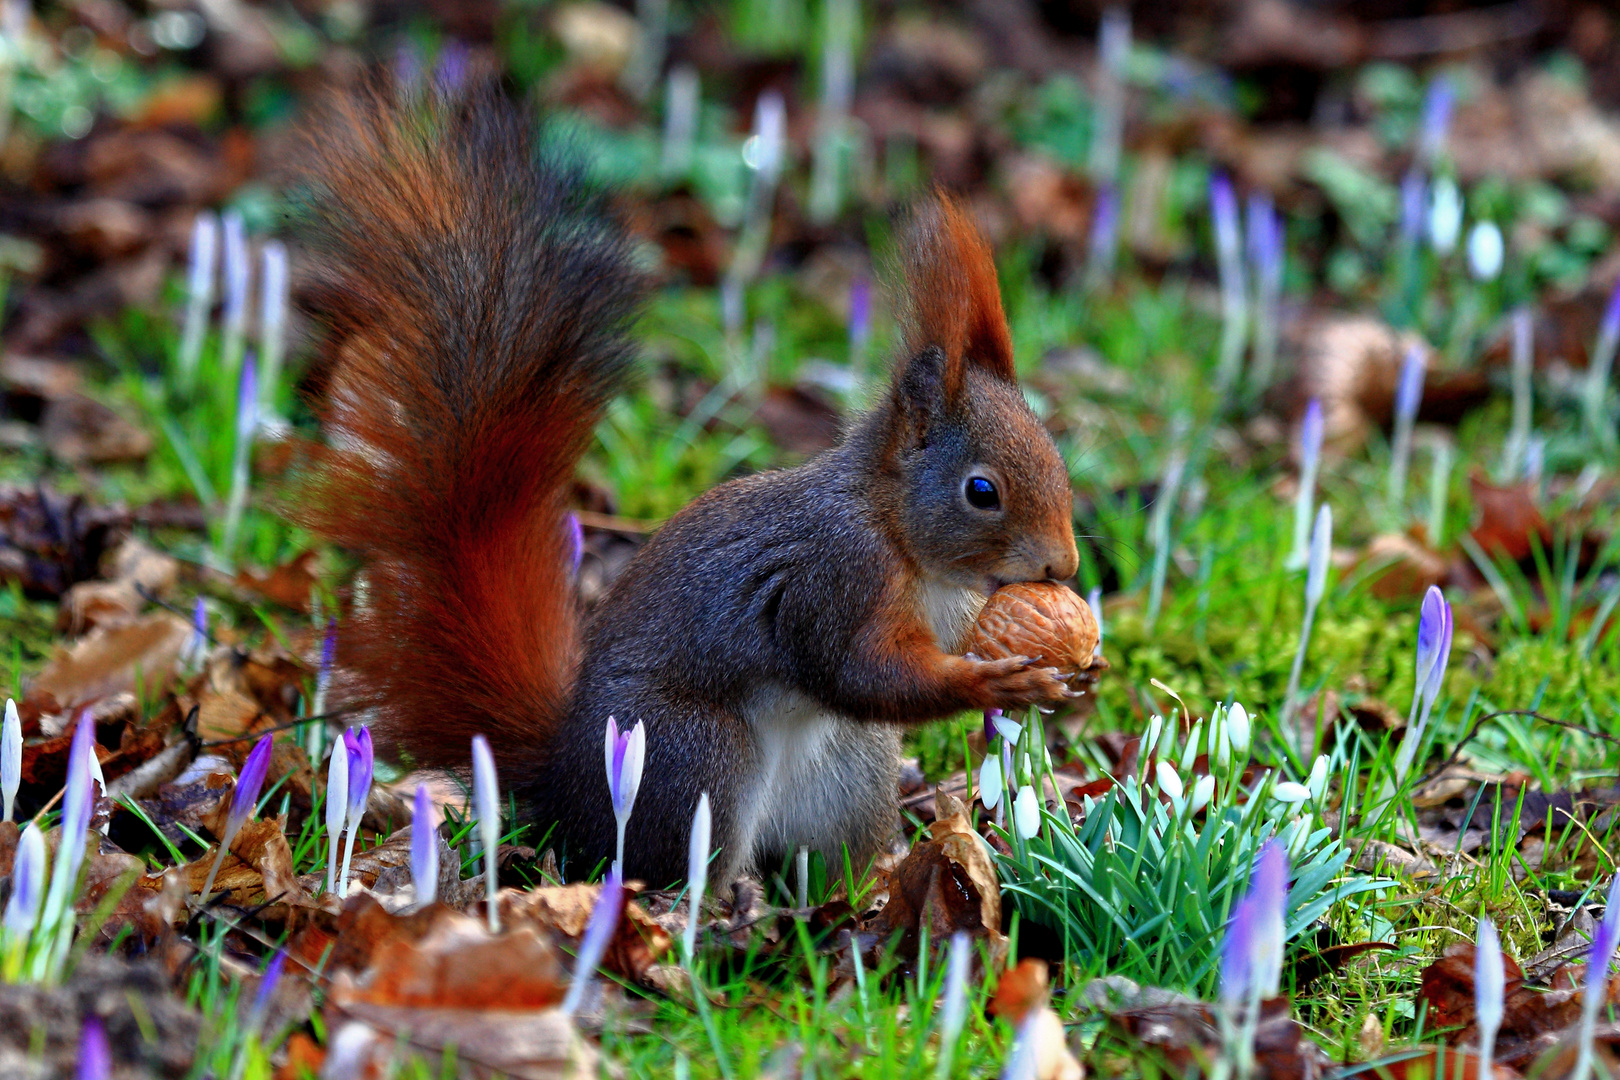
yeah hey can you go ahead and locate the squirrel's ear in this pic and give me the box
[891,345,947,444]
[895,195,1016,401]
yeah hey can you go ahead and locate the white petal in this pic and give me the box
[979,754,1003,810]
[1226,703,1251,757]
[1013,786,1041,839]
[1272,781,1311,804]
[1190,774,1215,814]
[1155,761,1184,801]
[622,720,647,815]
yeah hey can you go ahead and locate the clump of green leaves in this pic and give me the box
[995,707,1387,995]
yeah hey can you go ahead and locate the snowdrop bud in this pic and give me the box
[1225,702,1251,758]
[1144,715,1164,759]
[1155,761,1184,801]
[2,697,19,822]
[1306,755,1330,802]
[1012,785,1041,839]
[1306,504,1332,606]
[1468,221,1504,281]
[978,751,1004,811]
[1429,176,1463,254]
[1189,774,1215,814]
[1272,781,1311,804]
[1210,709,1231,772]
[1180,720,1203,773]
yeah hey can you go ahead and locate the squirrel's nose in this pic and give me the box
[1044,536,1079,582]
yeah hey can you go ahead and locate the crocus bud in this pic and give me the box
[1421,593,1454,717]
[937,930,971,1076]
[682,792,711,961]
[561,866,624,1016]
[1250,839,1289,997]
[1272,781,1311,804]
[1475,917,1504,1076]
[344,727,373,832]
[78,1015,110,1080]
[201,732,273,902]
[411,783,438,908]
[1396,347,1425,428]
[1586,874,1620,1002]
[250,948,287,1034]
[1189,774,1215,814]
[4,822,45,935]
[1399,170,1426,245]
[1220,889,1258,1009]
[1155,761,1184,802]
[1467,221,1503,281]
[2,697,19,821]
[848,274,872,355]
[1289,399,1325,571]
[1429,175,1463,254]
[1226,702,1251,758]
[1418,77,1454,164]
[604,716,646,873]
[186,213,218,307]
[1306,755,1330,802]
[1412,586,1453,721]
[1306,504,1332,606]
[471,734,501,932]
[1012,785,1041,839]
[566,513,584,578]
[323,738,348,896]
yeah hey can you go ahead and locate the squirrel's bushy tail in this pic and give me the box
[292,82,643,771]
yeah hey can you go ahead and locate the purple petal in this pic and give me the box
[77,1015,111,1080]
[229,734,274,835]
[566,513,584,577]
[346,727,373,820]
[4,823,44,934]
[561,866,625,1015]
[982,709,1004,744]
[412,783,439,905]
[1220,893,1257,1006]
[63,715,96,844]
[252,949,287,1017]
[1400,170,1427,244]
[1603,278,1620,344]
[1300,399,1324,473]
[1089,183,1120,264]
[849,274,872,346]
[237,351,258,440]
[192,597,208,639]
[319,618,337,680]
[1395,347,1426,423]
[1420,77,1454,159]
[1588,874,1620,995]
[1415,586,1446,693]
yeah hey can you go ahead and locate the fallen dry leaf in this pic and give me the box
[28,612,190,716]
[500,882,672,983]
[872,788,1008,967]
[58,537,178,633]
[1468,471,1552,564]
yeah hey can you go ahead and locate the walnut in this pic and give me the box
[965,582,1101,678]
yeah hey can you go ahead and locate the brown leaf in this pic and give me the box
[871,788,1008,966]
[0,484,126,600]
[40,393,152,465]
[335,909,567,1010]
[58,538,179,634]
[1358,533,1449,603]
[1468,471,1551,564]
[178,816,309,909]
[233,551,322,613]
[28,613,189,716]
[500,882,672,983]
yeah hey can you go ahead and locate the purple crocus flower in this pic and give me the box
[1396,347,1425,424]
[1475,916,1504,1079]
[1290,399,1325,571]
[1399,170,1427,245]
[252,948,287,1023]
[318,618,337,692]
[411,783,439,907]
[186,213,218,309]
[566,513,584,578]
[1418,77,1454,164]
[4,822,45,935]
[1087,183,1120,282]
[1412,586,1453,721]
[848,275,872,355]
[604,716,646,874]
[77,1015,110,1080]
[200,733,273,901]
[334,726,374,898]
[43,715,97,927]
[1389,346,1426,506]
[323,736,348,897]
[560,866,625,1016]
[1574,874,1620,1080]
[2,697,19,822]
[1603,278,1620,347]
[434,42,469,94]
[472,734,501,931]
[222,210,249,336]
[1306,504,1332,607]
[343,727,373,834]
[1222,839,1290,1008]
[237,352,258,441]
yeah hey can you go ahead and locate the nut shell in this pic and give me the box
[965,582,1100,678]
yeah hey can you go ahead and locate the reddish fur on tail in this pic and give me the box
[291,82,644,771]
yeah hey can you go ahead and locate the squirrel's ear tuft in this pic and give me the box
[896,195,1016,398]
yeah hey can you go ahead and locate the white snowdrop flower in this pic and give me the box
[1155,761,1184,801]
[1272,781,1311,804]
[1012,785,1041,839]
[1468,221,1504,281]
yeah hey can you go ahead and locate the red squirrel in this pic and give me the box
[294,83,1080,887]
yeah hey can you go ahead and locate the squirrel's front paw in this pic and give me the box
[959,654,1072,709]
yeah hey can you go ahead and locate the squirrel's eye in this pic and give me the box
[965,476,1000,510]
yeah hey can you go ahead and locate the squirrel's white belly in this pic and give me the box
[739,685,901,875]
